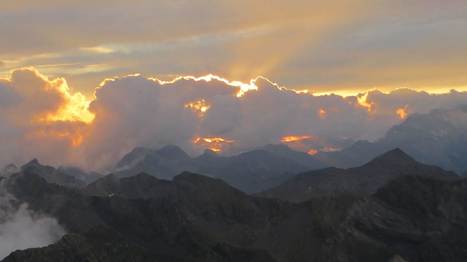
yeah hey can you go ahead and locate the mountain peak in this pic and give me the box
[156,145,190,160]
[21,158,47,171]
[366,148,416,167]
[25,158,40,166]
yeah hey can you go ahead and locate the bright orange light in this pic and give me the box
[396,106,409,120]
[193,136,234,153]
[307,148,318,155]
[357,93,375,113]
[280,135,314,143]
[37,75,95,124]
[184,99,211,117]
[318,108,327,119]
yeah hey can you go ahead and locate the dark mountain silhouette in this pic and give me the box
[20,159,87,188]
[3,161,467,261]
[316,106,467,174]
[262,148,458,202]
[114,144,326,193]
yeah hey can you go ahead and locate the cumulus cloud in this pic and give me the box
[0,179,65,259]
[80,73,467,169]
[0,68,91,167]
[1,68,467,170]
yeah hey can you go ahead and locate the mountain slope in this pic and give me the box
[262,148,458,202]
[3,168,467,262]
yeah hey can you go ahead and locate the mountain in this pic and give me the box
[2,171,315,262]
[82,173,177,199]
[3,165,467,261]
[56,166,101,184]
[115,145,195,178]
[316,106,467,174]
[114,144,326,193]
[7,160,101,188]
[261,148,458,202]
[20,159,87,188]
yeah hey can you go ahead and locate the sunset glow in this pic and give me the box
[1,2,467,260]
[396,106,409,120]
[193,136,235,153]
[318,108,327,119]
[185,99,211,118]
[357,93,375,113]
[281,135,314,143]
[307,148,318,155]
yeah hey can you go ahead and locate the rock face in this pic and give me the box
[114,144,325,193]
[2,152,467,262]
[261,148,458,202]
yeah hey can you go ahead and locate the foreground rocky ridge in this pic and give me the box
[1,151,467,262]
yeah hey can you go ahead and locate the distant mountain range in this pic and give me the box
[0,160,101,189]
[2,149,467,262]
[114,144,326,193]
[316,106,467,175]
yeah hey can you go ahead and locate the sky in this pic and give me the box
[1,0,467,170]
[1,0,467,95]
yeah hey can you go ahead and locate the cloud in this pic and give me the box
[80,72,467,169]
[0,180,65,259]
[1,68,467,170]
[0,68,92,167]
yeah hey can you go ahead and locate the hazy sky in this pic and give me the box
[1,0,467,95]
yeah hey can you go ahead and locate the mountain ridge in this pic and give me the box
[261,148,458,202]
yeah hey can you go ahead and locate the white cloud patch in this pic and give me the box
[0,179,65,259]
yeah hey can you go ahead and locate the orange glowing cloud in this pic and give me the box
[184,99,211,118]
[193,136,235,153]
[307,148,318,155]
[280,135,317,153]
[396,106,409,120]
[281,135,314,143]
[357,93,375,113]
[318,108,327,119]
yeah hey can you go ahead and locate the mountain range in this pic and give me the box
[316,106,467,175]
[0,160,101,189]
[1,148,467,261]
[114,144,326,193]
